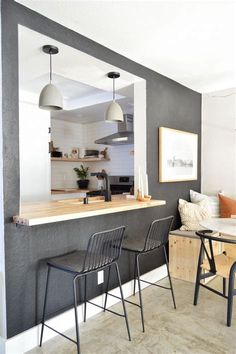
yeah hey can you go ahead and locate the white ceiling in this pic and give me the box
[19,26,135,122]
[18,26,140,93]
[51,96,134,124]
[17,0,236,93]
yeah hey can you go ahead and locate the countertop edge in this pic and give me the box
[13,200,166,226]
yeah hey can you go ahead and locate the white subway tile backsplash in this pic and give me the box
[51,118,134,189]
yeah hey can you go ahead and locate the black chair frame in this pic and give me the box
[117,216,176,332]
[39,226,131,354]
[194,229,236,326]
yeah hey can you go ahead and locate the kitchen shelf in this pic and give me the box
[51,157,110,162]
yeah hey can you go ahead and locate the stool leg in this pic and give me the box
[223,277,226,296]
[114,262,131,341]
[73,276,80,354]
[194,244,204,306]
[104,265,111,312]
[133,253,137,296]
[84,275,87,322]
[39,266,51,347]
[163,246,176,309]
[136,254,145,332]
[227,267,236,327]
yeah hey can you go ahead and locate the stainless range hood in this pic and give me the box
[95,114,134,145]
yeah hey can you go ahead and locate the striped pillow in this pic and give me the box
[190,190,219,218]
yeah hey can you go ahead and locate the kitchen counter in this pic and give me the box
[13,196,166,226]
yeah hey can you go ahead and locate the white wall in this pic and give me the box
[202,88,236,197]
[19,93,51,202]
[51,118,134,189]
[134,80,146,195]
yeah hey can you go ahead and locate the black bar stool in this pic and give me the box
[120,216,176,332]
[39,226,131,354]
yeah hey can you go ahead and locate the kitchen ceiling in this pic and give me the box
[19,26,136,122]
[51,96,133,124]
[17,0,236,93]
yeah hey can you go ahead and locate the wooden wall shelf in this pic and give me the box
[51,157,110,162]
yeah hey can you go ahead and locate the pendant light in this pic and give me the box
[39,45,63,111]
[105,72,124,123]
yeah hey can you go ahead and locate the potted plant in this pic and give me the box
[73,165,89,189]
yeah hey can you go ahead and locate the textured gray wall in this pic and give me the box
[1,0,201,338]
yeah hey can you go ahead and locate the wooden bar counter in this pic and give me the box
[13,196,166,226]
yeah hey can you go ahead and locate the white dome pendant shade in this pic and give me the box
[39,83,63,111]
[39,45,63,111]
[105,101,124,123]
[105,72,124,123]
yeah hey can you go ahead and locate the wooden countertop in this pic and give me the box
[13,196,166,226]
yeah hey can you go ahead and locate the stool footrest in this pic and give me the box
[139,278,171,290]
[87,300,125,317]
[199,283,228,299]
[43,323,78,345]
[107,292,141,308]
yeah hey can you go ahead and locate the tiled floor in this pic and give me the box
[27,277,236,354]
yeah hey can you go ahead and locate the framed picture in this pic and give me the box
[159,127,198,182]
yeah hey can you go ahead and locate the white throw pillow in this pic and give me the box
[190,189,219,218]
[178,198,211,231]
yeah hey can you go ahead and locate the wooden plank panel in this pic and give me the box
[169,234,221,283]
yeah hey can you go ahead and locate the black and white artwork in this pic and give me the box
[159,127,198,182]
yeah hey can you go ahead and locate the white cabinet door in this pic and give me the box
[19,100,51,202]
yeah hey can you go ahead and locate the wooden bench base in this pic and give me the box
[169,230,221,283]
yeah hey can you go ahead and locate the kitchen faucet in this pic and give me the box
[90,171,111,202]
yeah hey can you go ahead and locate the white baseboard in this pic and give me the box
[0,265,167,354]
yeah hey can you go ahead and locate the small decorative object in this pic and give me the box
[49,140,54,153]
[73,165,89,189]
[51,147,62,158]
[84,149,99,158]
[159,127,198,182]
[64,153,68,158]
[79,147,86,159]
[100,147,108,159]
[50,141,63,157]
[71,147,79,159]
[137,167,152,201]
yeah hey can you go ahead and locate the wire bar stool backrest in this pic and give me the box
[196,229,236,274]
[143,216,174,252]
[82,226,125,272]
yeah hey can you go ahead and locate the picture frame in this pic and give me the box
[159,127,198,182]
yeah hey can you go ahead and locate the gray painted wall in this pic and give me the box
[1,0,201,338]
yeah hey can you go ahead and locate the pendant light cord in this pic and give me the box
[113,77,115,101]
[49,50,52,83]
